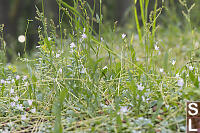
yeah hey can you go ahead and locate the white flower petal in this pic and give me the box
[122,33,126,39]
[81,33,87,39]
[21,115,26,120]
[172,60,176,65]
[137,84,144,91]
[155,45,159,50]
[177,78,184,87]
[1,79,5,84]
[31,108,36,113]
[28,100,33,106]
[16,75,20,80]
[70,42,76,49]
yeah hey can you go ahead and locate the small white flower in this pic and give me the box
[10,87,14,94]
[24,82,28,86]
[172,60,176,65]
[103,66,108,70]
[17,104,23,110]
[119,106,128,114]
[48,37,52,41]
[56,53,60,58]
[80,68,86,74]
[177,78,184,87]
[81,33,87,39]
[16,75,20,80]
[155,45,159,51]
[137,83,144,91]
[70,42,76,49]
[11,79,15,83]
[23,76,27,81]
[58,68,62,73]
[188,66,194,71]
[36,45,40,48]
[21,115,26,120]
[146,98,150,103]
[1,79,5,84]
[101,37,104,42]
[10,102,15,107]
[142,96,145,102]
[31,108,36,113]
[122,33,126,39]
[13,96,19,102]
[159,68,164,73]
[27,100,33,106]
[176,73,180,78]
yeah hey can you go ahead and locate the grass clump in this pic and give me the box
[0,0,199,132]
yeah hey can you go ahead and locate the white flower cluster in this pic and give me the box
[79,28,87,43]
[70,42,76,53]
[10,96,36,116]
[121,33,126,39]
[137,83,144,91]
[176,73,184,88]
[154,42,161,55]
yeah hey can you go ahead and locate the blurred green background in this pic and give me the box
[0,0,199,62]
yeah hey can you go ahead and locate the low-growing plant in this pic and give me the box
[0,0,199,132]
